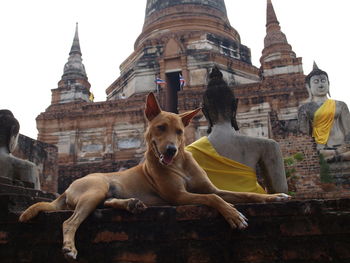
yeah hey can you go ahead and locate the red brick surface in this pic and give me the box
[1,198,349,263]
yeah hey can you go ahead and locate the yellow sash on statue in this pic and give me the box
[185,137,266,194]
[312,99,336,145]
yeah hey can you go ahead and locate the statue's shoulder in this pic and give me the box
[298,103,309,112]
[235,134,277,146]
[335,100,349,108]
[298,102,319,117]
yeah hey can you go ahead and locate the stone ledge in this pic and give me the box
[0,182,56,214]
[294,191,350,200]
[0,176,34,189]
[1,198,350,262]
[0,182,56,199]
[0,194,54,216]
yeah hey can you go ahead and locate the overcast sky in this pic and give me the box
[0,0,349,139]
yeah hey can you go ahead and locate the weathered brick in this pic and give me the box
[1,198,349,262]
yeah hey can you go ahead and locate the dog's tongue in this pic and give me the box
[161,154,174,165]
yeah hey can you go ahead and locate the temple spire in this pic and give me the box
[264,0,287,47]
[69,23,82,56]
[62,23,87,80]
[266,0,279,27]
[260,0,303,78]
[51,23,91,104]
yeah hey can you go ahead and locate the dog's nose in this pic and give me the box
[166,144,177,156]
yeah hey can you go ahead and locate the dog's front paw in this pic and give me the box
[267,193,291,202]
[126,198,147,214]
[225,206,248,230]
[62,245,78,261]
[104,198,147,214]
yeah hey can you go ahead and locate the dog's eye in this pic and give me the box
[157,125,166,132]
[176,129,183,135]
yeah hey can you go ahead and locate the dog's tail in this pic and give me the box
[19,193,67,222]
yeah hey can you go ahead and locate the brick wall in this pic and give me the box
[276,134,322,193]
[271,114,350,197]
[57,159,140,193]
[1,198,349,263]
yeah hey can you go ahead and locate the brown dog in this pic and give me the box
[19,93,290,260]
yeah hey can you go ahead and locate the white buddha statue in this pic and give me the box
[186,67,288,194]
[0,110,40,189]
[298,63,350,161]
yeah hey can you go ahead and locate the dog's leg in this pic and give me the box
[62,191,105,260]
[174,192,248,229]
[104,198,147,214]
[215,190,291,204]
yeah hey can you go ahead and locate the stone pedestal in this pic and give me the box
[0,176,56,212]
[0,175,34,189]
[1,199,350,263]
[329,161,350,190]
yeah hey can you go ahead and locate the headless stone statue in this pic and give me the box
[298,63,350,161]
[0,110,40,189]
[186,67,288,194]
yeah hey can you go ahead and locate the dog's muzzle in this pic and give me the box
[165,144,177,157]
[152,141,177,166]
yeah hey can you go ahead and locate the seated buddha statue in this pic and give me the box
[186,67,288,194]
[298,63,350,161]
[0,110,40,189]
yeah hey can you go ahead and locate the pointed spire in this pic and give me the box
[313,61,319,70]
[62,23,87,80]
[266,0,279,27]
[263,0,288,50]
[260,0,303,77]
[52,23,91,104]
[69,23,82,56]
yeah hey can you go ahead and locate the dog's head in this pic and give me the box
[145,93,200,166]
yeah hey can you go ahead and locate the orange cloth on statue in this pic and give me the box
[186,137,266,194]
[312,99,336,144]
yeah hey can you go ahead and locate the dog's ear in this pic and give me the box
[145,92,162,121]
[179,108,201,127]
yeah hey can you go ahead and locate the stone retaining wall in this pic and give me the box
[1,198,349,263]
